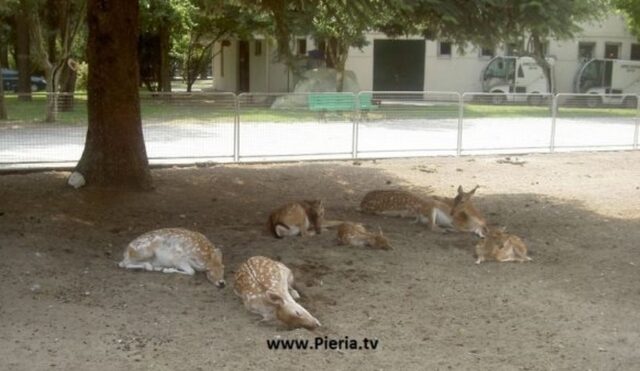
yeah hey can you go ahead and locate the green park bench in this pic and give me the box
[308,92,378,120]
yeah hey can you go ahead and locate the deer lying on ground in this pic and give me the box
[436,185,488,237]
[360,189,458,233]
[474,227,532,264]
[234,256,321,330]
[360,187,488,237]
[336,222,392,250]
[118,228,226,288]
[267,200,325,238]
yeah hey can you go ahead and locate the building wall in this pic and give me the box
[213,38,293,93]
[424,41,489,93]
[212,41,238,92]
[213,13,638,94]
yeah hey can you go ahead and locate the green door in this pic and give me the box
[373,40,425,91]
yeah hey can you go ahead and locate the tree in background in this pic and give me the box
[0,69,5,120]
[246,0,312,74]
[385,0,608,93]
[310,1,393,91]
[29,0,86,119]
[15,0,32,101]
[248,0,395,92]
[139,0,267,92]
[613,0,640,38]
[139,0,188,92]
[175,0,267,92]
[75,0,152,189]
[0,1,14,118]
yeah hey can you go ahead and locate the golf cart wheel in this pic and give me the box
[490,93,506,105]
[623,96,638,109]
[527,94,544,106]
[586,95,601,108]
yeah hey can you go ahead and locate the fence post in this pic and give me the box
[233,93,240,162]
[634,94,639,150]
[457,93,464,156]
[549,94,558,153]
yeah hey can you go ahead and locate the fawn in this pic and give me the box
[118,228,226,288]
[475,227,532,264]
[267,200,325,238]
[234,256,321,330]
[336,222,392,249]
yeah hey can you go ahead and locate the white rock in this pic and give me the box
[68,171,86,189]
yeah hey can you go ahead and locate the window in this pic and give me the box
[479,47,494,58]
[578,42,596,62]
[605,43,620,59]
[255,40,262,56]
[632,44,640,61]
[438,41,452,57]
[297,39,307,55]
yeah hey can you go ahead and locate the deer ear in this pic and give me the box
[266,291,284,306]
[457,185,464,195]
[469,185,479,195]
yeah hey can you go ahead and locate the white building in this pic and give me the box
[212,13,639,94]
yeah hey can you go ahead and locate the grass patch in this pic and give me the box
[1,94,637,126]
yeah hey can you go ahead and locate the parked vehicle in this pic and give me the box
[574,58,640,108]
[1,68,47,92]
[481,56,553,105]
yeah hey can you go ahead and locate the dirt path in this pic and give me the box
[1,151,639,370]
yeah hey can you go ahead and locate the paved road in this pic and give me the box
[0,116,637,169]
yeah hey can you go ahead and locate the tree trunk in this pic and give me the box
[0,71,7,120]
[0,43,8,69]
[57,60,77,111]
[530,34,554,94]
[15,1,31,101]
[326,37,348,92]
[75,0,152,190]
[159,23,172,92]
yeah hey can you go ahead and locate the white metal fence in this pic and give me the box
[0,91,638,169]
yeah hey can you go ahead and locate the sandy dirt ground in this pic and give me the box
[1,151,639,371]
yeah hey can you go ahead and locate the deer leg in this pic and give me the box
[119,261,155,271]
[287,270,301,299]
[162,264,196,275]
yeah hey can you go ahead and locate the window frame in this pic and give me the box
[438,41,452,58]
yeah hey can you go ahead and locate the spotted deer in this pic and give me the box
[443,185,488,237]
[118,228,226,288]
[234,256,321,330]
[267,200,325,238]
[475,227,532,264]
[360,190,453,232]
[336,222,392,250]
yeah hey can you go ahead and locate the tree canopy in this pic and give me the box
[614,0,640,38]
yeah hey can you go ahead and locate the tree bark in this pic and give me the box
[75,0,152,190]
[0,70,7,120]
[529,34,554,94]
[0,42,8,69]
[159,23,172,92]
[15,0,31,101]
